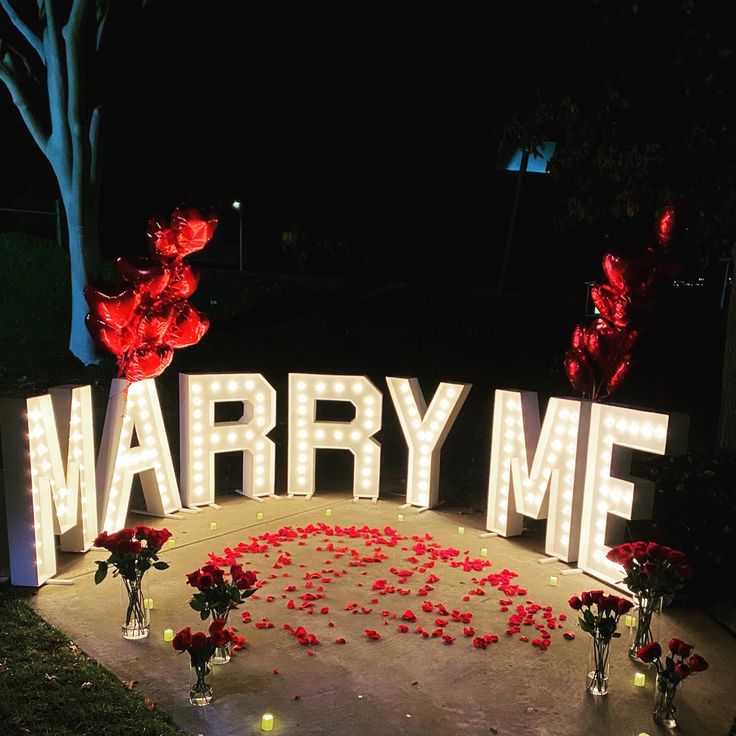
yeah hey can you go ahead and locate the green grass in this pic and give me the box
[0,585,185,736]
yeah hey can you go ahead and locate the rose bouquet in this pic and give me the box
[172,618,233,706]
[607,541,692,659]
[186,562,258,663]
[637,637,709,728]
[569,590,633,695]
[94,525,172,639]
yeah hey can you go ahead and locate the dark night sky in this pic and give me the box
[0,2,690,288]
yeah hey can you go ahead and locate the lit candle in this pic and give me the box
[457,526,465,535]
[163,628,174,642]
[634,673,646,687]
[549,576,558,586]
[397,514,404,522]
[624,614,636,628]
[325,508,333,517]
[261,713,274,731]
[143,598,154,610]
[480,547,488,557]
[167,539,176,548]
[257,511,264,521]
[209,521,217,531]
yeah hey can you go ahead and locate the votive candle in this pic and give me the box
[634,672,646,687]
[163,628,174,642]
[549,576,558,586]
[209,522,217,531]
[143,598,154,610]
[257,511,264,521]
[261,713,274,731]
[457,526,465,535]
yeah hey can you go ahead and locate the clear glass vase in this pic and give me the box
[586,635,611,695]
[189,659,213,706]
[653,673,678,728]
[119,574,150,640]
[628,595,663,662]
[211,608,232,665]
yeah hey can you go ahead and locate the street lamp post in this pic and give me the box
[232,200,243,270]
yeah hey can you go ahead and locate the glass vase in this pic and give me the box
[653,673,678,729]
[628,595,663,662]
[586,635,611,695]
[119,574,150,640]
[211,608,231,665]
[189,659,213,706]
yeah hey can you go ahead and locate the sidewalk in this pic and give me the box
[30,494,736,736]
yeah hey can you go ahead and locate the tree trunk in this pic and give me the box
[63,182,101,366]
[717,246,736,452]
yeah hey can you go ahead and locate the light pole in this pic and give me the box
[232,200,243,270]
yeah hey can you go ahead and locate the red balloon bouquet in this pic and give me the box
[84,205,216,381]
[564,205,682,400]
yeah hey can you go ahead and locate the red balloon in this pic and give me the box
[602,248,656,296]
[83,284,140,330]
[564,347,594,397]
[84,315,137,358]
[116,256,170,299]
[590,283,639,329]
[136,305,174,345]
[146,217,178,260]
[170,206,218,256]
[124,345,174,382]
[165,303,210,348]
[164,261,200,301]
[656,205,677,249]
[605,355,632,396]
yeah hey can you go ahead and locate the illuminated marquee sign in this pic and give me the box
[0,373,688,588]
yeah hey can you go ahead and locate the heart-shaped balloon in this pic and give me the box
[84,284,141,330]
[165,303,210,348]
[170,206,218,256]
[564,347,594,398]
[84,315,137,358]
[136,305,174,345]
[124,345,174,382]
[163,261,200,301]
[602,248,656,296]
[116,256,170,299]
[603,355,632,397]
[591,283,638,329]
[146,217,178,260]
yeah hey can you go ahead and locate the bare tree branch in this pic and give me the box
[0,52,48,153]
[0,0,45,64]
[43,0,70,180]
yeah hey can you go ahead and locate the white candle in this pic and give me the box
[397,514,404,522]
[163,628,174,641]
[257,511,264,521]
[209,521,217,531]
[143,598,154,610]
[261,713,274,731]
[480,547,488,557]
[457,526,465,535]
[548,576,558,586]
[634,673,646,687]
[325,508,333,517]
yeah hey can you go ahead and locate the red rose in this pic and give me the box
[688,654,709,672]
[673,663,688,680]
[172,627,192,651]
[568,596,583,610]
[202,564,224,584]
[190,632,208,651]
[134,525,153,541]
[647,542,666,559]
[94,531,111,549]
[668,638,692,657]
[637,641,662,663]
[144,528,172,550]
[209,618,227,634]
[115,539,142,555]
[197,572,214,590]
[606,543,632,564]
[210,628,230,647]
[116,528,135,542]
[589,590,604,605]
[617,598,633,615]
[236,570,258,590]
[230,564,244,580]
[186,570,201,588]
[581,592,592,607]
